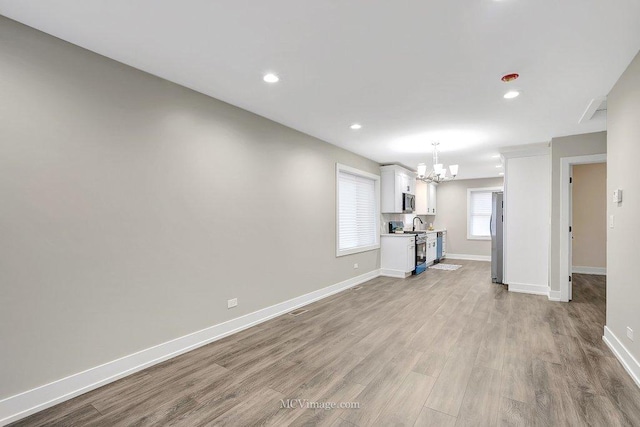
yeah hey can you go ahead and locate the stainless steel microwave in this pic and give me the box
[402,193,415,213]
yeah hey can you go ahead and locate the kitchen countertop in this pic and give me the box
[381,228,446,237]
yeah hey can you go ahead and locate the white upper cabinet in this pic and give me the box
[415,181,437,215]
[415,180,428,215]
[381,165,416,213]
[427,182,437,215]
[396,170,414,195]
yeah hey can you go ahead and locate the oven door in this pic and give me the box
[415,239,427,266]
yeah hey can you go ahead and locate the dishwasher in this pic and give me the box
[436,232,443,263]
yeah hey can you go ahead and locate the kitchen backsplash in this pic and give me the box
[381,213,435,233]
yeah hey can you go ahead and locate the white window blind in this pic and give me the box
[469,190,493,238]
[337,165,379,256]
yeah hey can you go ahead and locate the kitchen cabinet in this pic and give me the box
[415,181,427,215]
[407,240,416,272]
[415,181,437,215]
[400,173,416,195]
[381,235,416,278]
[426,234,437,264]
[427,182,437,214]
[380,165,416,213]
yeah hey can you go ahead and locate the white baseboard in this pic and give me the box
[0,269,381,426]
[444,253,491,262]
[508,283,562,301]
[572,266,607,275]
[507,282,550,296]
[548,289,562,301]
[379,268,410,278]
[603,326,640,389]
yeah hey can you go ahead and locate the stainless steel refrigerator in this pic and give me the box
[491,191,504,284]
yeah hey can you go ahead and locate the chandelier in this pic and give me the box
[416,142,459,183]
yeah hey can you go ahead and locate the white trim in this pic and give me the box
[336,163,381,257]
[379,268,410,278]
[579,97,607,124]
[445,253,491,262]
[466,186,503,241]
[0,269,381,426]
[560,154,607,302]
[508,282,550,296]
[548,289,562,301]
[336,245,380,257]
[603,326,640,389]
[336,163,380,182]
[502,155,509,284]
[507,286,562,301]
[572,266,607,275]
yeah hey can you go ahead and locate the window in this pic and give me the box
[336,164,380,256]
[467,187,502,240]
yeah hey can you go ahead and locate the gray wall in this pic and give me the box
[607,51,640,362]
[0,17,380,399]
[549,132,607,291]
[433,177,504,257]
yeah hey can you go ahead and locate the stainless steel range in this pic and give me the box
[388,221,427,275]
[414,232,427,274]
[401,230,427,275]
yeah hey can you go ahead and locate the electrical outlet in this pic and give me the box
[227,298,238,309]
[353,263,359,269]
[627,327,634,341]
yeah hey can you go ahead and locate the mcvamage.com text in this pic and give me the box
[280,399,360,411]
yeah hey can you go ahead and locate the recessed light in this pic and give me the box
[350,123,362,130]
[263,73,279,83]
[491,154,501,158]
[504,90,520,99]
[499,172,505,176]
[496,164,503,168]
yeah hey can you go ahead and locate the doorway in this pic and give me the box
[560,154,607,302]
[571,162,607,303]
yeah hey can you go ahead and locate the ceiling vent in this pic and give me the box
[579,97,607,123]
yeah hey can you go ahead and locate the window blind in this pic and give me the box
[469,190,493,237]
[338,170,377,252]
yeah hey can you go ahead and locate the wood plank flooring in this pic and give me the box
[10,263,640,426]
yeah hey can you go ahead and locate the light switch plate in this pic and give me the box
[627,327,634,341]
[613,189,623,203]
[609,215,615,229]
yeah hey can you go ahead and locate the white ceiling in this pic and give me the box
[2,0,639,178]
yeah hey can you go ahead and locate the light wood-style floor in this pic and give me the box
[11,261,640,426]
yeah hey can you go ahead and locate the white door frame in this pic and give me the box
[559,153,607,302]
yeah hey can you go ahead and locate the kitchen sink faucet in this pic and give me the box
[412,216,424,231]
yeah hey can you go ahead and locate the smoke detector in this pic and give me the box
[501,73,520,83]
